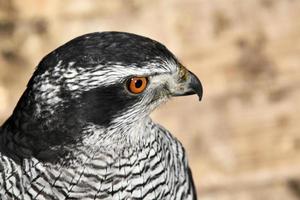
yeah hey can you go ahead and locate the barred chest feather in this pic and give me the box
[0,122,195,200]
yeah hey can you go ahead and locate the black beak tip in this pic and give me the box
[189,71,203,101]
[198,83,203,101]
[198,93,202,101]
[196,87,203,101]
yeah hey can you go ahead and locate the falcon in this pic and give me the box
[0,32,202,199]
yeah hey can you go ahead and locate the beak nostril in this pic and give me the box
[178,65,188,81]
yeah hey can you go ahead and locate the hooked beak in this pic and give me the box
[171,68,203,101]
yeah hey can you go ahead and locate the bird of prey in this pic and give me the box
[0,32,202,200]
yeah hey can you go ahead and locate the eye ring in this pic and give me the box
[127,77,148,94]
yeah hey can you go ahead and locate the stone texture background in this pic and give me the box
[1,0,300,199]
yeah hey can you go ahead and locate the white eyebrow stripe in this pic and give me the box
[32,58,178,104]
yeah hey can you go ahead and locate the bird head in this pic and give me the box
[27,32,202,126]
[3,32,202,162]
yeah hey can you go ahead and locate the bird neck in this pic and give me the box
[62,117,161,167]
[0,111,155,165]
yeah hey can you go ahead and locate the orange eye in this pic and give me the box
[127,77,148,94]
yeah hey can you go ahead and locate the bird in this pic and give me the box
[0,31,202,200]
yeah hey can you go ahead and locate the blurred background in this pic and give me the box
[0,0,300,199]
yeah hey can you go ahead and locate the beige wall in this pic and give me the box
[1,0,300,199]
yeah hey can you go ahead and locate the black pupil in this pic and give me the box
[135,79,143,88]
